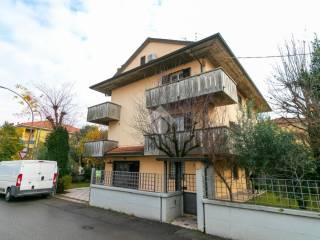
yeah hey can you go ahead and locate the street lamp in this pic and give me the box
[0,85,34,159]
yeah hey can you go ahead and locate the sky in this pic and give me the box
[0,0,319,127]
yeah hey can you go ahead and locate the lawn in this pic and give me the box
[66,182,90,189]
[247,192,320,212]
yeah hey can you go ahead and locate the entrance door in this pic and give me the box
[183,174,197,215]
[112,161,140,189]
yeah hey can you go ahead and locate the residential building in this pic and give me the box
[16,121,79,157]
[85,33,270,215]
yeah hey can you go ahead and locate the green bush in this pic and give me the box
[56,175,72,193]
[46,127,70,176]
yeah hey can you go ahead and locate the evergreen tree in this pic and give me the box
[0,122,23,160]
[46,127,70,176]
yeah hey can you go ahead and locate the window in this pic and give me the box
[232,165,239,180]
[161,68,191,85]
[184,112,193,131]
[168,162,184,179]
[173,116,184,131]
[140,56,146,65]
[170,113,193,132]
[168,161,176,179]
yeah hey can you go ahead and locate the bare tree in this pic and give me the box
[269,37,320,170]
[132,77,237,200]
[133,85,213,157]
[201,105,237,201]
[16,83,77,129]
[35,83,77,128]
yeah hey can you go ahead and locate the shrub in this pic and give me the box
[56,175,72,193]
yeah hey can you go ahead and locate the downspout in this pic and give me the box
[188,50,204,73]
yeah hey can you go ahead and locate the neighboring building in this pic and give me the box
[85,33,270,214]
[16,121,79,157]
[272,117,303,129]
[272,117,308,142]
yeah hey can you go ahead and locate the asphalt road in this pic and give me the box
[0,196,224,240]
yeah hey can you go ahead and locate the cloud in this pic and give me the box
[0,0,319,126]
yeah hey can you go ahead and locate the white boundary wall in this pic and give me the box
[203,199,320,240]
[90,184,183,222]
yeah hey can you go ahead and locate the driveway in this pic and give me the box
[57,187,90,203]
[0,196,225,240]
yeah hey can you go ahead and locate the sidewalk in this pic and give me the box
[56,187,90,204]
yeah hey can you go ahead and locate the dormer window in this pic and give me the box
[140,56,146,65]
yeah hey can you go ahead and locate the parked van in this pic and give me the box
[0,160,58,201]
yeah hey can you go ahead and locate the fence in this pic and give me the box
[205,176,320,212]
[92,170,182,193]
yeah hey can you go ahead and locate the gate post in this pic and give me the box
[196,168,205,232]
[206,165,215,199]
[91,168,96,185]
[163,161,167,193]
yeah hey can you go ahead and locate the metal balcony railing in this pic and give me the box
[145,68,238,108]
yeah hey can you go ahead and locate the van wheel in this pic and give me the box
[5,189,12,202]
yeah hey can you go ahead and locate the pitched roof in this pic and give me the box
[17,121,80,134]
[114,37,193,76]
[90,33,271,112]
[107,146,144,155]
[272,117,301,125]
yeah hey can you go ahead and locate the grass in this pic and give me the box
[247,192,320,212]
[66,182,90,190]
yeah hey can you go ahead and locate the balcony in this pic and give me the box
[145,68,238,108]
[87,102,121,125]
[144,127,233,156]
[83,140,118,157]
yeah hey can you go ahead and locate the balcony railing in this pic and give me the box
[83,140,118,157]
[145,68,238,108]
[87,102,121,125]
[144,126,232,156]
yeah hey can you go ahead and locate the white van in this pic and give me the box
[0,160,58,201]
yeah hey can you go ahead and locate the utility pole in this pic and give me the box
[0,85,34,159]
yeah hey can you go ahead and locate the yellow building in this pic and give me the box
[85,33,270,213]
[16,121,79,158]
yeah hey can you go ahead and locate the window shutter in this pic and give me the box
[140,56,146,65]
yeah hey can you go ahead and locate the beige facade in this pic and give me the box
[109,60,208,146]
[86,34,270,203]
[122,41,188,73]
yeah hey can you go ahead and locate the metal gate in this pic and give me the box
[183,174,197,215]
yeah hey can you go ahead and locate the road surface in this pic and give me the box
[0,196,225,240]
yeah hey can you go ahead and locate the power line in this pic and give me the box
[225,53,312,60]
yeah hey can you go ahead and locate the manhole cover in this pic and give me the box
[82,225,94,230]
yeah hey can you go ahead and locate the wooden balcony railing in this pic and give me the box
[145,68,238,108]
[144,126,233,156]
[87,102,121,125]
[83,140,118,157]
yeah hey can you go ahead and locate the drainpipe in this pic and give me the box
[187,50,204,73]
